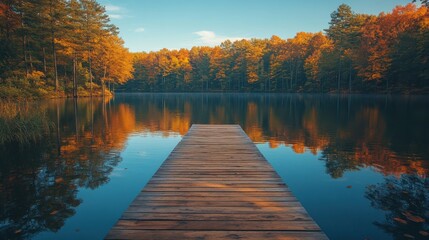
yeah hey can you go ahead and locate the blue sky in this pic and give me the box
[98,0,412,52]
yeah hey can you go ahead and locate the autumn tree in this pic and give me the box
[228,39,265,91]
[0,1,20,79]
[304,33,333,92]
[325,4,368,93]
[209,46,227,90]
[358,4,428,92]
[189,47,212,91]
[0,0,132,99]
[92,35,133,94]
[42,0,67,92]
[266,35,286,91]
[176,49,192,90]
[80,0,116,96]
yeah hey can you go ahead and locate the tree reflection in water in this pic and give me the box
[366,175,429,240]
[0,94,428,239]
[0,141,84,239]
[0,98,123,239]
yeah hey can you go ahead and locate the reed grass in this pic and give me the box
[0,102,52,144]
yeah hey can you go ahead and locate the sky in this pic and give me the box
[98,0,413,52]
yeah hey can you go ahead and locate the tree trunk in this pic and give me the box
[163,76,166,91]
[90,98,94,140]
[52,33,58,92]
[88,49,93,97]
[102,80,105,97]
[337,59,342,93]
[43,47,47,73]
[386,78,389,93]
[20,10,29,77]
[102,65,107,97]
[294,60,299,89]
[50,1,59,93]
[265,75,268,92]
[73,54,77,98]
[23,35,29,76]
[74,98,79,141]
[64,65,67,94]
[56,100,61,156]
[29,50,33,73]
[349,63,352,93]
[289,63,293,90]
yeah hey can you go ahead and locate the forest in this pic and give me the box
[0,0,133,99]
[0,1,428,98]
[125,3,429,94]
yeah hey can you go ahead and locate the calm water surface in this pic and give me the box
[0,93,428,240]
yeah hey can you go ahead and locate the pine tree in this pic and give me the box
[80,0,116,96]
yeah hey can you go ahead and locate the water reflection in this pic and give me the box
[366,175,429,239]
[0,98,124,239]
[0,93,428,239]
[115,93,428,177]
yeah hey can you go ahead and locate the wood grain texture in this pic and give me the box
[105,124,328,240]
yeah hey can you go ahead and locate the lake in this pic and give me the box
[0,93,428,240]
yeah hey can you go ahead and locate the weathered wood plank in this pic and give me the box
[148,179,285,183]
[124,206,307,214]
[146,183,287,188]
[137,191,293,197]
[135,196,297,202]
[142,188,289,192]
[106,230,328,240]
[105,124,328,239]
[131,200,301,207]
[121,212,313,221]
[112,220,321,231]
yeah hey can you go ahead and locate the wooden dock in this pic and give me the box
[106,124,328,240]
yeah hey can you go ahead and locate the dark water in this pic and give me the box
[0,93,428,240]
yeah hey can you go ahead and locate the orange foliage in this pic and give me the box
[358,4,428,82]
[49,95,429,179]
[291,143,306,154]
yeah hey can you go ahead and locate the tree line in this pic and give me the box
[124,3,428,93]
[0,1,427,97]
[0,0,133,99]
